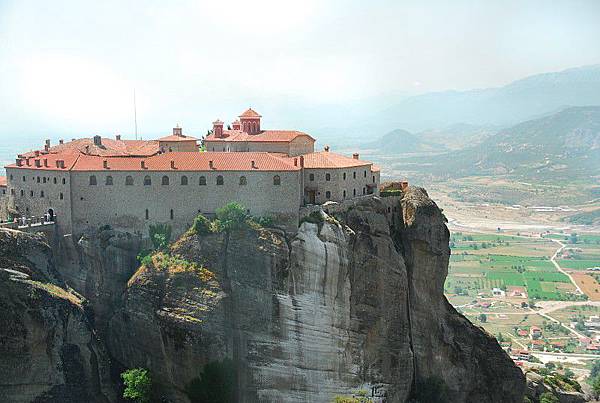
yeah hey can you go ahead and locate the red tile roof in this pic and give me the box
[157,134,198,142]
[0,176,6,187]
[21,138,160,158]
[68,152,299,172]
[239,108,261,118]
[301,151,372,169]
[206,130,315,143]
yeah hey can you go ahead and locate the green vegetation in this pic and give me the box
[565,209,600,225]
[149,223,172,250]
[191,214,212,235]
[185,359,237,403]
[187,203,273,236]
[121,368,152,403]
[539,392,559,403]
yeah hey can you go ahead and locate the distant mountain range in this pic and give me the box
[406,106,600,180]
[363,64,600,133]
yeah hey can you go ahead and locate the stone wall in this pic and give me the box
[303,165,380,204]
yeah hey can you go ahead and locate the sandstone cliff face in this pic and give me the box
[0,229,115,403]
[106,188,525,402]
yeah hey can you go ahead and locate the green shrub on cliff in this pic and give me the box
[215,202,248,231]
[539,392,559,403]
[149,223,171,250]
[191,214,212,235]
[121,368,152,403]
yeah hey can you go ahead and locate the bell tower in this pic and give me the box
[239,108,261,135]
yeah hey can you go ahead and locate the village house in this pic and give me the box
[491,288,506,298]
[3,109,381,237]
[517,329,529,338]
[530,326,543,340]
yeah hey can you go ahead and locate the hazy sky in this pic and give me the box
[1,0,599,139]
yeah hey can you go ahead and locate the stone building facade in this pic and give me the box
[4,108,380,237]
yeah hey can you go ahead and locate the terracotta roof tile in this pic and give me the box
[157,134,198,142]
[239,108,261,118]
[301,151,372,169]
[206,130,314,143]
[22,138,160,158]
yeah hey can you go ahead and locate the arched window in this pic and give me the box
[62,178,66,184]
[325,191,331,199]
[199,176,206,186]
[181,176,188,185]
[125,176,134,186]
[60,192,64,200]
[309,173,314,181]
[43,177,47,183]
[53,177,57,184]
[106,176,113,185]
[216,175,224,185]
[353,172,356,179]
[343,172,346,180]
[162,176,169,185]
[144,175,151,186]
[239,176,247,185]
[353,188,356,196]
[37,177,40,183]
[22,176,26,182]
[89,175,97,185]
[170,209,174,220]
[40,190,44,198]
[343,190,346,198]
[364,170,367,177]
[145,209,149,220]
[325,173,331,181]
[30,191,34,197]
[273,175,281,186]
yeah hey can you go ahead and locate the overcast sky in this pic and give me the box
[1,0,599,139]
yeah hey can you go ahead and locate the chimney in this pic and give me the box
[251,160,257,169]
[103,160,109,169]
[55,161,60,168]
[141,161,147,169]
[44,144,50,152]
[212,120,224,138]
[45,139,50,147]
[324,145,330,152]
[34,150,40,157]
[173,126,182,137]
[294,157,298,166]
[299,156,304,168]
[116,134,121,141]
[16,159,22,167]
[43,159,48,167]
[352,153,359,160]
[59,139,64,145]
[34,159,41,167]
[209,160,214,169]
[232,120,241,130]
[93,135,102,146]
[170,160,176,169]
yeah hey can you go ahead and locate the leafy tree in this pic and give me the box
[149,223,171,250]
[570,233,578,244]
[539,392,559,403]
[591,360,600,380]
[215,202,248,232]
[592,376,600,399]
[185,359,237,403]
[121,368,152,403]
[478,313,487,323]
[564,368,575,379]
[191,214,212,235]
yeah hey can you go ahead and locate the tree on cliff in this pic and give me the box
[121,368,152,403]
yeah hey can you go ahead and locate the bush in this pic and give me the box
[191,214,212,235]
[121,368,152,403]
[136,249,153,266]
[149,223,171,250]
[539,392,559,403]
[215,202,248,232]
[185,359,237,403]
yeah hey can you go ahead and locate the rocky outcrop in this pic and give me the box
[0,229,115,403]
[106,188,526,402]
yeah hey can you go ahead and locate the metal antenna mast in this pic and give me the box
[133,89,138,140]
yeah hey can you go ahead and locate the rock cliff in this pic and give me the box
[0,229,115,403]
[104,187,526,402]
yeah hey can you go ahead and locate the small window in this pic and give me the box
[364,170,367,177]
[363,187,366,195]
[181,176,188,185]
[106,176,113,185]
[325,173,331,181]
[62,178,66,184]
[239,176,247,185]
[40,190,44,197]
[199,176,206,186]
[216,175,224,185]
[273,175,281,186]
[60,192,64,200]
[353,189,356,196]
[343,172,346,180]
[353,172,356,179]
[9,174,13,180]
[309,173,314,181]
[53,177,57,184]
[20,189,24,197]
[343,190,346,198]
[22,176,26,182]
[30,191,34,197]
[373,176,375,183]
[144,175,151,186]
[37,177,40,183]
[43,177,47,183]
[125,176,134,186]
[170,209,174,220]
[145,209,149,220]
[162,176,169,185]
[89,175,97,185]
[325,191,331,199]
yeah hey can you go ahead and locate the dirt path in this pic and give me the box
[549,239,584,295]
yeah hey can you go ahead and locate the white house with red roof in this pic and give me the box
[3,108,380,236]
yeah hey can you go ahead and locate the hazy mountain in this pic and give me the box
[363,128,445,153]
[367,65,600,132]
[418,106,600,179]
